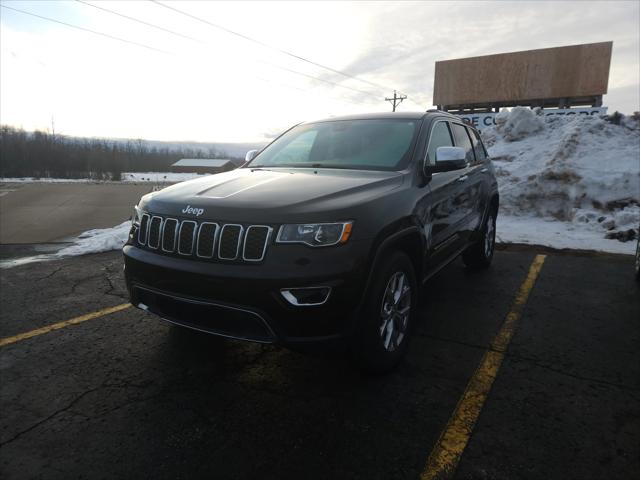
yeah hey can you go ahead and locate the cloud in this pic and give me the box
[1,0,638,141]
[325,1,640,112]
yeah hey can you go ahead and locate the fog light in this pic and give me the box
[280,287,331,306]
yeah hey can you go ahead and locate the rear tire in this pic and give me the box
[352,251,417,374]
[463,209,497,270]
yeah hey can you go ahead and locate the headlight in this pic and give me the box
[131,205,143,227]
[276,222,353,247]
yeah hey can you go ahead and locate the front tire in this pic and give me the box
[352,251,417,374]
[463,209,497,269]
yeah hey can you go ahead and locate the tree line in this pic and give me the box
[0,125,239,180]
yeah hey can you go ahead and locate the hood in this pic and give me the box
[139,167,405,222]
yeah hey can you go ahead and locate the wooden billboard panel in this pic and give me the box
[433,42,612,108]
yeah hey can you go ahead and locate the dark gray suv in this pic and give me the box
[124,111,499,372]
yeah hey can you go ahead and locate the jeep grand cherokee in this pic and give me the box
[123,112,499,372]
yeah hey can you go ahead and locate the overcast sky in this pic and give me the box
[1,0,638,143]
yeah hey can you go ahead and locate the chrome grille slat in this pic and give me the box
[243,225,273,262]
[148,216,163,249]
[196,222,219,258]
[138,216,269,263]
[161,218,178,253]
[178,221,197,256]
[218,224,244,260]
[138,214,150,246]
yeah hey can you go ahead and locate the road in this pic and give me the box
[0,249,638,479]
[0,183,153,244]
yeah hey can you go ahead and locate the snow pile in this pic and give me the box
[484,107,640,253]
[494,106,544,140]
[55,221,131,257]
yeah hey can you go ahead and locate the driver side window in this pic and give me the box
[426,121,454,165]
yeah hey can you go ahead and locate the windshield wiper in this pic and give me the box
[308,163,351,169]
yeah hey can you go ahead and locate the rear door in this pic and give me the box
[467,126,492,232]
[449,122,483,244]
[422,120,468,268]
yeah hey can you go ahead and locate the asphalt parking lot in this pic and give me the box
[1,247,638,479]
[0,183,153,244]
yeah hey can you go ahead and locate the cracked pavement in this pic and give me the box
[0,249,638,479]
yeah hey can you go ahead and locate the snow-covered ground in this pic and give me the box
[484,107,639,254]
[0,172,205,183]
[54,221,132,256]
[120,172,204,183]
[0,177,101,183]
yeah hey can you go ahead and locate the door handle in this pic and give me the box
[457,175,468,182]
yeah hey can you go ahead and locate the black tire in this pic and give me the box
[463,208,497,269]
[351,251,417,374]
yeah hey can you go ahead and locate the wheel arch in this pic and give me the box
[359,226,425,308]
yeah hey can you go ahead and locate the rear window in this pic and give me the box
[451,123,475,164]
[468,127,488,161]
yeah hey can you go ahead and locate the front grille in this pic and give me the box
[138,215,272,263]
[133,285,275,343]
[162,219,178,252]
[138,214,150,245]
[178,221,197,255]
[148,216,163,249]
[196,222,218,258]
[219,225,243,260]
[243,226,271,261]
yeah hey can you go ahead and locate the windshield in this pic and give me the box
[248,119,420,171]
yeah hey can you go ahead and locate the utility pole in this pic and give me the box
[385,90,407,112]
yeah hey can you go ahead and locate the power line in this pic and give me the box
[75,0,199,43]
[150,0,402,97]
[3,2,376,107]
[73,0,381,101]
[0,4,171,55]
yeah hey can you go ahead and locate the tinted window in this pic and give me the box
[451,123,475,164]
[269,130,317,164]
[468,127,487,161]
[426,121,453,165]
[249,119,419,171]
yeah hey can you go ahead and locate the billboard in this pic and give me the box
[433,42,613,109]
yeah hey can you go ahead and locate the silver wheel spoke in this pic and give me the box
[379,271,412,352]
[383,319,394,350]
[394,275,405,304]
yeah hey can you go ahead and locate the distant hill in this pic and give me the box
[119,139,268,161]
[0,125,268,178]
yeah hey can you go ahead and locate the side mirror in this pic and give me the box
[245,149,259,163]
[425,146,467,174]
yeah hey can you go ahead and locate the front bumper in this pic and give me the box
[122,241,370,345]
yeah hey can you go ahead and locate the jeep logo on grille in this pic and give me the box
[182,205,204,217]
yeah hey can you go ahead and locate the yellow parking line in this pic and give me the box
[421,254,546,480]
[0,303,131,348]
